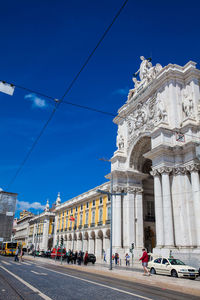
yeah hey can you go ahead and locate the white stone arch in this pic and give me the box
[128,134,151,171]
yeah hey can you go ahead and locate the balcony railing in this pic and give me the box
[90,223,95,227]
[106,219,111,225]
[78,225,82,229]
[84,224,88,228]
[98,221,103,226]
[69,227,72,231]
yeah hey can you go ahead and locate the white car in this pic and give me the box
[148,257,199,280]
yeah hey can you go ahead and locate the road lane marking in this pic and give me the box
[37,265,153,300]
[0,265,52,300]
[31,270,47,275]
[2,261,11,265]
[22,262,32,266]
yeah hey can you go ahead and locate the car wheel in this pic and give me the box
[171,269,178,278]
[150,268,156,275]
[92,262,95,264]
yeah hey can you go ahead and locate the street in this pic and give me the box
[0,256,199,300]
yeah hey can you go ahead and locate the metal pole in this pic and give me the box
[109,172,113,270]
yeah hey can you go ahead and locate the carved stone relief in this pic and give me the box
[182,88,194,119]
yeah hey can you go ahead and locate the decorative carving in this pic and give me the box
[150,169,160,177]
[133,104,147,129]
[156,94,167,123]
[129,56,162,99]
[157,167,173,174]
[182,91,194,119]
[117,134,124,150]
[186,164,200,172]
[173,167,188,175]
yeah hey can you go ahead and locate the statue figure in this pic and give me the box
[117,134,124,150]
[156,96,167,123]
[139,56,152,81]
[182,92,193,118]
[132,77,139,89]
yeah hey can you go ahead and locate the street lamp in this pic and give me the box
[96,173,126,270]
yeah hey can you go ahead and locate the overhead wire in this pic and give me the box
[6,0,129,190]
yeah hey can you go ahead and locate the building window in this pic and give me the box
[62,211,64,216]
[107,196,110,202]
[99,197,103,204]
[76,206,77,212]
[71,208,73,214]
[86,212,89,224]
[75,215,77,224]
[99,208,103,222]
[107,206,111,220]
[81,204,83,210]
[92,211,95,224]
[67,210,68,215]
[86,202,89,209]
[93,200,95,206]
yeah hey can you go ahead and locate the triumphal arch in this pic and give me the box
[111,57,200,265]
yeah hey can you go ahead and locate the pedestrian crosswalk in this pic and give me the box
[1,261,11,266]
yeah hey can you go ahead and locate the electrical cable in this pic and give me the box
[6,0,129,190]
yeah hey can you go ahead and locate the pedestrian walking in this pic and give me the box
[114,253,119,265]
[139,248,151,276]
[84,251,88,265]
[74,251,78,264]
[125,253,130,266]
[77,251,82,265]
[103,251,106,263]
[20,248,24,262]
[14,247,19,262]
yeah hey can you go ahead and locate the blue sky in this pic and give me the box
[0,0,199,216]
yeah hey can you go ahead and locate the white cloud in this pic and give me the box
[112,87,129,96]
[25,93,47,109]
[16,200,45,211]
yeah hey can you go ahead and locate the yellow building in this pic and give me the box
[53,182,111,260]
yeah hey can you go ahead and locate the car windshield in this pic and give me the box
[168,259,185,265]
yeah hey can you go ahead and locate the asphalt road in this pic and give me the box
[0,256,199,300]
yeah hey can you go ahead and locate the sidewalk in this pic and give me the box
[25,256,200,297]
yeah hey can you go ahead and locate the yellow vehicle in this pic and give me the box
[0,242,18,256]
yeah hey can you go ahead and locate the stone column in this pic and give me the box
[189,164,200,246]
[135,188,144,249]
[123,187,135,249]
[53,215,58,247]
[151,170,164,247]
[95,238,102,259]
[112,191,121,249]
[171,168,190,247]
[42,218,50,251]
[160,168,174,247]
[77,239,82,252]
[88,239,94,253]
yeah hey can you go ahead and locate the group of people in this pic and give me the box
[14,247,24,262]
[65,250,89,265]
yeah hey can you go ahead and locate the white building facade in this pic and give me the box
[112,58,200,266]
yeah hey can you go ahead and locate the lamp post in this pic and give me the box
[96,173,126,270]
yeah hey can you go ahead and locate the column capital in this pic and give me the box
[159,166,173,174]
[186,163,200,173]
[124,186,143,194]
[150,169,160,177]
[173,166,188,175]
